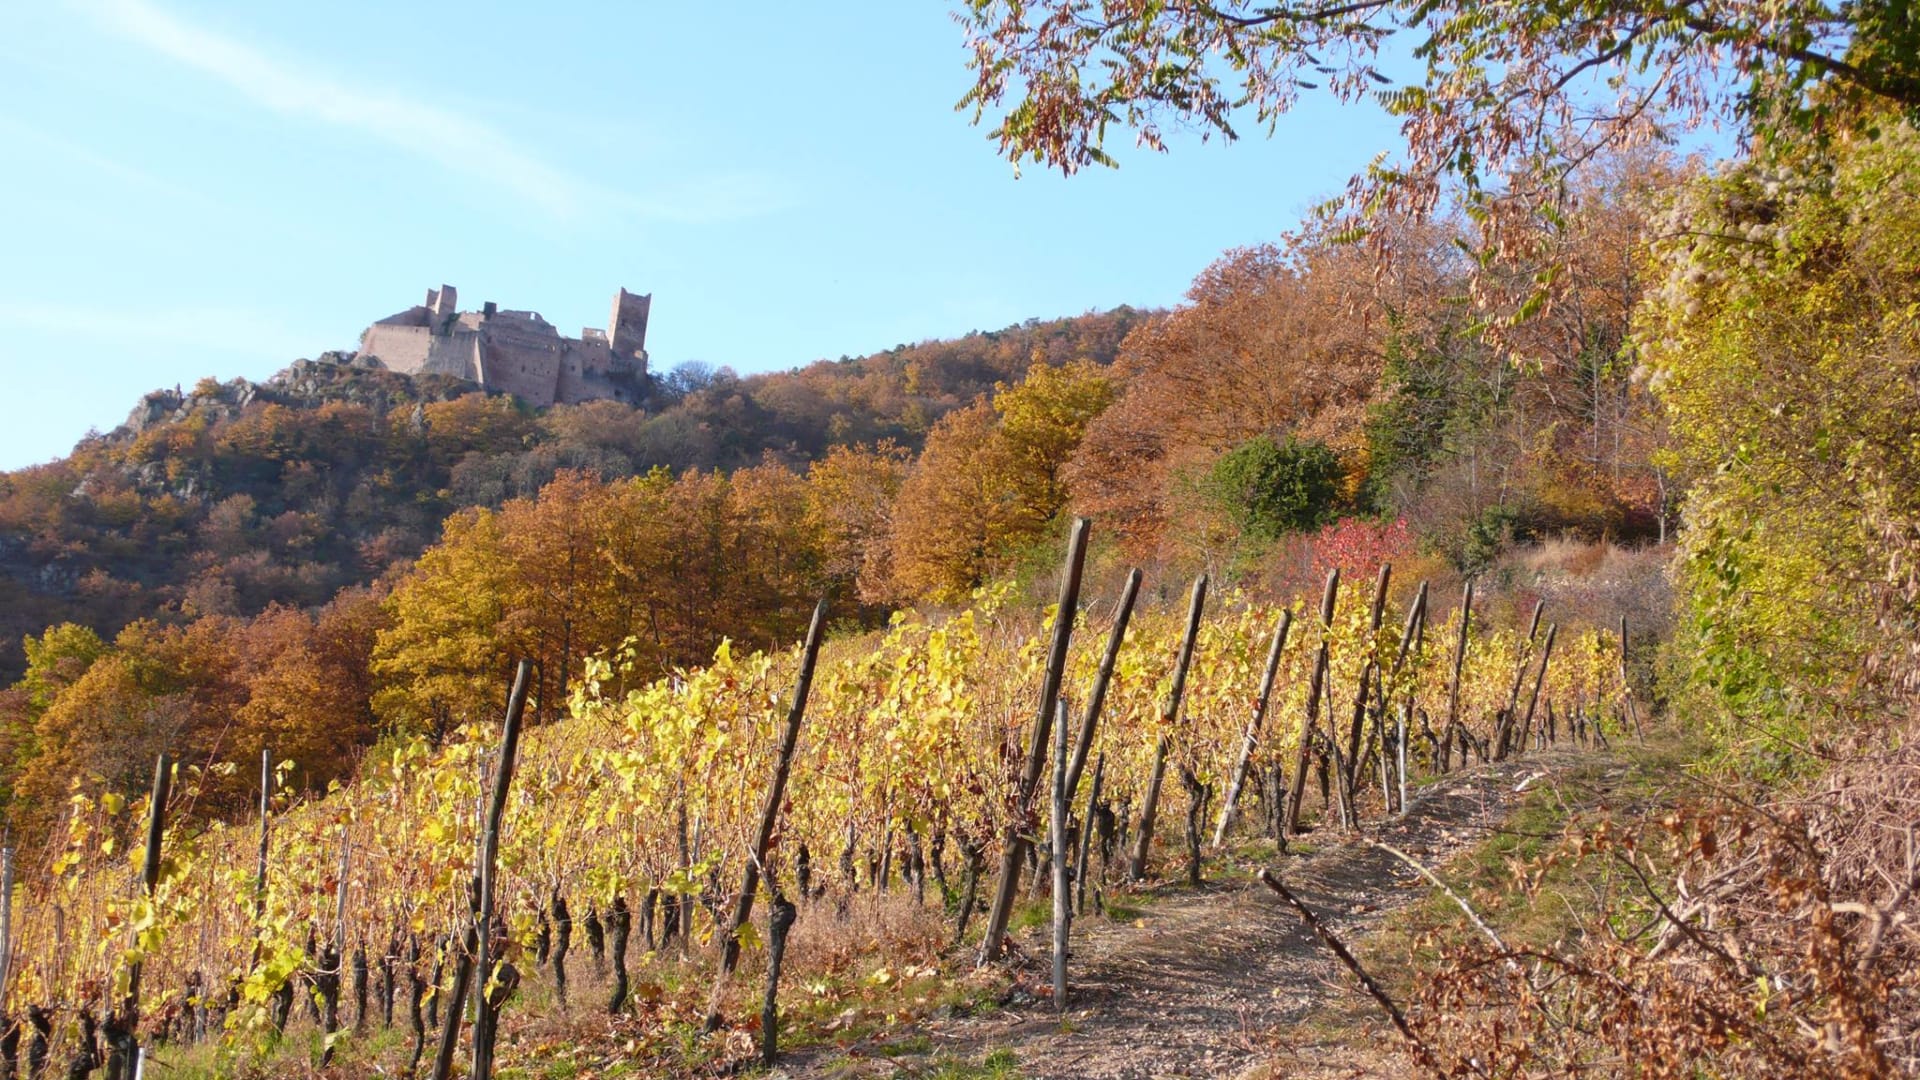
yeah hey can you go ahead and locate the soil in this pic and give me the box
[778,753,1580,1080]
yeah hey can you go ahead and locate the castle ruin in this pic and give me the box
[357,285,650,407]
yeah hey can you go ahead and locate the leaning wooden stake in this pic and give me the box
[1129,574,1207,880]
[705,599,829,1030]
[0,845,13,1012]
[117,754,171,1076]
[1364,581,1428,796]
[1513,624,1558,755]
[1050,698,1071,1011]
[1396,701,1410,815]
[470,660,534,1080]
[1493,599,1546,759]
[254,749,270,920]
[1286,569,1341,835]
[1442,581,1473,771]
[1341,564,1393,796]
[758,891,798,1066]
[242,748,275,1043]
[1065,568,1142,802]
[1215,609,1293,846]
[1258,870,1436,1069]
[1073,754,1104,915]
[434,660,532,1080]
[1618,616,1644,742]
[320,839,351,1067]
[979,520,1089,966]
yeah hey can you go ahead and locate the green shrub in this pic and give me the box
[1205,434,1343,540]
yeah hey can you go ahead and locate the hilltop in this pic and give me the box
[0,306,1150,686]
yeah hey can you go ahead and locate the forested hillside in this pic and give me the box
[0,185,1671,845]
[0,307,1144,673]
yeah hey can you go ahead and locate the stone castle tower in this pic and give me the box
[357,285,650,407]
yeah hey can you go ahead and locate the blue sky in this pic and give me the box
[0,1,1406,470]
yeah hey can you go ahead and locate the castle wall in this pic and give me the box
[554,338,618,404]
[479,339,564,406]
[477,314,566,405]
[358,287,649,408]
[424,331,484,382]
[360,324,433,373]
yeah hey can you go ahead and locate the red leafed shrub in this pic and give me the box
[1310,517,1416,579]
[1261,516,1421,598]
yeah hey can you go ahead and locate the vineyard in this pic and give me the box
[1,523,1631,1078]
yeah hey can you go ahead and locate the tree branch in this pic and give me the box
[1258,869,1444,1072]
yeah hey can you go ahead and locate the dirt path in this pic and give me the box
[782,754,1577,1079]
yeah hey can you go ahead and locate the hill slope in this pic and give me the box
[0,307,1150,682]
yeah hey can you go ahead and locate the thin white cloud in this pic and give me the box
[76,0,779,223]
[0,115,185,199]
[0,300,320,361]
[620,171,798,225]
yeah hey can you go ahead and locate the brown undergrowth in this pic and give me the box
[1391,737,1919,1078]
[1362,526,1920,1078]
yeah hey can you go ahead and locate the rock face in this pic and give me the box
[356,285,650,407]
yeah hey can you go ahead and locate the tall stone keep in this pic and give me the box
[608,288,651,362]
[356,286,650,407]
[429,284,458,326]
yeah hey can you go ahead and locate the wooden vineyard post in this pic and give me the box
[759,891,798,1066]
[1073,754,1104,915]
[1286,569,1341,835]
[470,659,533,1080]
[1215,609,1293,846]
[431,660,532,1080]
[1514,624,1557,755]
[254,746,292,1040]
[979,519,1089,967]
[1397,698,1412,816]
[115,754,171,1077]
[254,749,270,921]
[1619,616,1644,742]
[1129,574,1207,881]
[1442,582,1472,771]
[1051,697,1071,1010]
[1342,564,1392,797]
[1065,568,1142,803]
[1494,600,1546,759]
[1054,569,1137,924]
[1366,581,1427,809]
[0,843,12,1036]
[1128,737,1169,882]
[704,598,829,1030]
[319,839,351,1066]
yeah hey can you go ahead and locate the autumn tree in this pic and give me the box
[1070,229,1449,556]
[374,466,834,731]
[419,392,536,464]
[956,0,1920,308]
[722,461,827,644]
[373,507,517,732]
[804,442,911,605]
[10,618,248,838]
[886,361,1114,602]
[993,359,1116,525]
[886,403,1025,603]
[0,624,108,817]
[232,590,386,791]
[1640,113,1920,749]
